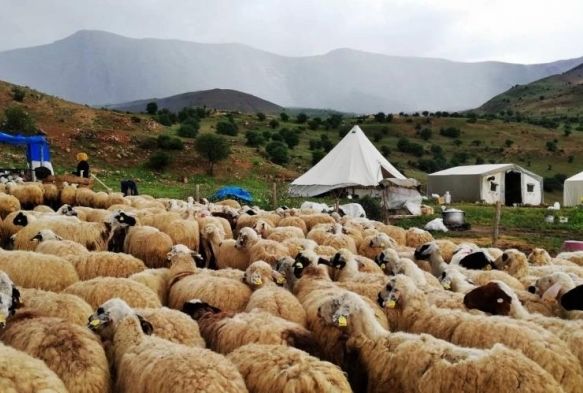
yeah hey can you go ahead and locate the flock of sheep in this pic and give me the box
[0,180,583,393]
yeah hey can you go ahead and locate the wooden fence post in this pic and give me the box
[493,201,502,246]
[272,182,277,209]
[195,184,200,203]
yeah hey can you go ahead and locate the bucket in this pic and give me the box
[562,241,583,252]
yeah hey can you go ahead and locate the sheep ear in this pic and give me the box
[317,258,330,266]
[560,285,583,311]
[136,315,154,335]
[10,287,21,313]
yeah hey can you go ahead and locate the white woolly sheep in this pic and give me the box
[237,227,290,266]
[19,288,93,326]
[6,182,44,209]
[0,192,20,219]
[129,268,171,305]
[405,227,434,248]
[134,307,206,348]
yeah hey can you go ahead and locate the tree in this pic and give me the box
[1,106,37,135]
[422,111,429,117]
[216,121,238,136]
[312,150,326,165]
[373,132,382,143]
[546,140,558,152]
[245,130,265,147]
[177,122,199,138]
[380,145,391,157]
[157,135,184,150]
[147,151,171,171]
[439,127,461,138]
[195,134,231,175]
[326,114,343,128]
[374,112,386,123]
[386,114,393,122]
[296,113,308,124]
[256,112,266,121]
[146,102,158,115]
[280,112,289,122]
[279,128,299,149]
[307,118,321,130]
[505,139,514,148]
[269,119,279,129]
[419,128,432,140]
[11,86,25,102]
[266,141,289,165]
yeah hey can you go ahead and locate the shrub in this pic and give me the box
[312,150,326,165]
[147,151,171,170]
[475,156,485,164]
[439,127,461,138]
[546,140,558,152]
[450,152,469,166]
[216,121,238,136]
[374,112,386,122]
[256,112,266,121]
[279,128,299,149]
[157,135,184,150]
[178,107,205,122]
[11,86,25,102]
[430,144,443,155]
[195,133,231,175]
[280,112,289,122]
[296,113,308,124]
[262,130,271,141]
[139,137,158,149]
[386,114,393,122]
[326,114,343,128]
[568,155,574,163]
[544,174,568,192]
[373,132,382,142]
[146,102,158,115]
[245,130,265,147]
[309,139,321,150]
[359,195,382,221]
[307,118,321,130]
[271,133,283,142]
[269,119,279,129]
[1,106,37,135]
[419,128,432,140]
[266,141,289,165]
[380,145,391,157]
[505,139,514,147]
[177,123,199,138]
[397,137,424,156]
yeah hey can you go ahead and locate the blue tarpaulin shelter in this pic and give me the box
[0,131,53,178]
[213,186,253,203]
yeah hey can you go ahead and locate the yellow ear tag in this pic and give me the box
[89,319,101,327]
[276,276,286,285]
[387,299,397,309]
[253,277,263,286]
[337,316,347,327]
[442,282,451,290]
[380,263,386,270]
[0,315,6,324]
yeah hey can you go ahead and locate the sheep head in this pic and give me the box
[329,249,354,270]
[533,272,574,301]
[12,212,30,227]
[109,211,137,227]
[236,227,258,249]
[375,248,400,272]
[493,249,527,275]
[369,233,396,249]
[377,275,416,309]
[56,204,78,216]
[252,220,270,238]
[0,271,21,328]
[88,298,153,336]
[317,292,361,329]
[166,244,204,266]
[182,299,221,320]
[414,242,439,261]
[31,229,63,242]
[244,261,274,287]
[528,248,552,266]
[463,282,513,315]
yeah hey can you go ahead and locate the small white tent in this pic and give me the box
[289,125,406,197]
[427,164,543,205]
[564,171,583,207]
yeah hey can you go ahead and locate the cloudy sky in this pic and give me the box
[1,0,582,63]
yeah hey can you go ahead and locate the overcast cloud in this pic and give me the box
[0,0,582,63]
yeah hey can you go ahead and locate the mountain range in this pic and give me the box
[0,30,582,113]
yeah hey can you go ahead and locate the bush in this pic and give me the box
[475,156,485,164]
[308,118,321,130]
[139,137,158,149]
[397,137,424,156]
[326,114,343,128]
[262,130,272,141]
[312,150,326,165]
[450,152,469,166]
[269,119,279,129]
[177,123,199,138]
[245,130,265,147]
[147,151,171,170]
[380,145,391,157]
[216,121,238,136]
[195,133,231,175]
[266,141,289,165]
[1,106,37,135]
[296,113,308,124]
[280,112,289,122]
[146,102,158,115]
[546,140,558,152]
[256,112,266,121]
[419,128,432,140]
[505,139,514,147]
[373,132,382,142]
[374,112,386,122]
[11,86,25,102]
[157,135,184,150]
[430,144,443,155]
[439,127,461,138]
[271,133,283,142]
[309,139,321,150]
[178,107,205,122]
[544,174,568,192]
[359,195,382,221]
[279,128,299,149]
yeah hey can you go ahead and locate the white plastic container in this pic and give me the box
[444,191,451,205]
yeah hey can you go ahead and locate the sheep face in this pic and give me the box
[109,211,137,227]
[377,278,401,309]
[244,261,273,287]
[0,272,20,325]
[236,228,257,249]
[370,233,395,249]
[329,251,347,270]
[493,249,525,271]
[439,271,453,290]
[528,248,551,265]
[12,212,29,227]
[88,298,132,332]
[56,204,77,216]
[31,229,63,243]
[374,248,399,272]
[414,242,438,261]
[463,282,512,315]
[167,244,204,266]
[317,293,353,328]
[182,299,221,320]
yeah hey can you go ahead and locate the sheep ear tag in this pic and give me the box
[442,282,451,290]
[276,276,286,285]
[337,316,347,327]
[253,277,263,286]
[89,319,101,327]
[387,299,397,309]
[380,263,386,270]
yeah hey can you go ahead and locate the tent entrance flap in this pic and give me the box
[505,171,522,206]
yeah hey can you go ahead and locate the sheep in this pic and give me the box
[167,245,251,312]
[528,248,573,266]
[12,211,125,251]
[317,291,563,393]
[405,227,433,248]
[75,187,96,207]
[216,199,242,209]
[134,307,206,348]
[306,223,335,245]
[434,239,457,262]
[68,252,147,280]
[41,183,60,209]
[88,298,249,393]
[253,219,304,242]
[63,277,161,309]
[414,242,525,290]
[281,237,318,257]
[19,288,93,326]
[0,192,20,219]
[140,212,200,251]
[299,213,336,231]
[376,248,441,289]
[0,248,79,291]
[327,249,388,286]
[122,225,174,268]
[60,182,77,206]
[495,249,583,283]
[277,215,308,235]
[129,268,171,305]
[0,342,69,392]
[373,223,406,246]
[32,204,54,213]
[320,224,358,254]
[227,344,351,393]
[557,251,583,267]
[216,237,252,270]
[464,281,583,367]
[183,299,316,355]
[529,272,583,315]
[1,312,111,393]
[33,229,91,259]
[243,261,307,326]
[6,182,44,209]
[237,227,289,266]
[378,274,583,393]
[357,232,396,259]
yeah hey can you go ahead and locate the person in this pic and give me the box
[75,152,90,178]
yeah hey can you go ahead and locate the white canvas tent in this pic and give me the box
[564,171,583,207]
[289,125,406,197]
[427,164,543,205]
